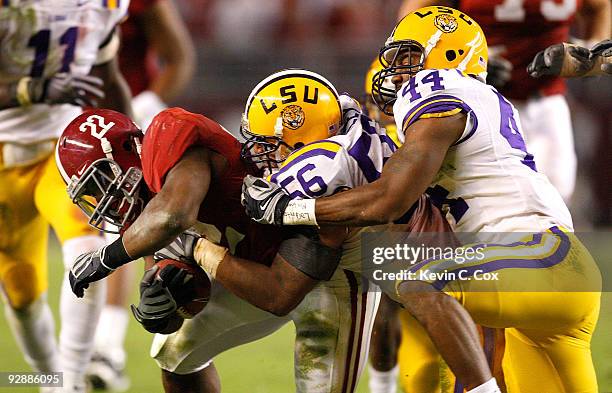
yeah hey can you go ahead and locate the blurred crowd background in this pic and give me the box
[161,0,612,229]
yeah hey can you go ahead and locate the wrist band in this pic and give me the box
[16,77,32,107]
[283,199,318,226]
[194,237,228,278]
[103,237,133,269]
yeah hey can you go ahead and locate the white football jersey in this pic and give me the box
[0,0,128,143]
[393,68,573,233]
[271,96,400,273]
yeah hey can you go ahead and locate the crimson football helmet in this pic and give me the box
[56,109,148,233]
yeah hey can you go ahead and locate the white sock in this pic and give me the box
[466,378,501,393]
[368,364,399,393]
[94,304,129,366]
[3,295,59,372]
[59,236,107,384]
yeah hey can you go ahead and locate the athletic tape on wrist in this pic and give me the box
[466,378,501,393]
[283,199,317,226]
[16,77,32,107]
[194,238,228,278]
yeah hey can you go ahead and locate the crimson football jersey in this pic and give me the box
[141,107,281,264]
[460,0,580,100]
[118,0,160,95]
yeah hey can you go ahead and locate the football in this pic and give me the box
[155,259,211,319]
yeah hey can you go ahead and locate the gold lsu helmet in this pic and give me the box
[372,6,488,114]
[240,69,341,170]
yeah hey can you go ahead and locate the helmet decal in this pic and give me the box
[434,14,458,33]
[78,114,116,140]
[56,109,146,234]
[240,69,342,174]
[281,104,305,130]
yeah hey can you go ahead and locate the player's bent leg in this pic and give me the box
[368,293,401,393]
[35,155,108,391]
[0,251,59,374]
[90,229,134,392]
[58,236,107,390]
[161,364,221,393]
[592,292,612,392]
[397,312,446,393]
[151,282,291,388]
[291,271,380,393]
[0,159,60,374]
[440,230,601,392]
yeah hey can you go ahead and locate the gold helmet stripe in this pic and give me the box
[424,30,443,58]
[457,31,482,73]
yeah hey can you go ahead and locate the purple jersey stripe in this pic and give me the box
[402,94,471,129]
[453,381,464,393]
[360,115,399,152]
[453,110,479,146]
[270,147,338,184]
[347,132,380,183]
[431,228,571,290]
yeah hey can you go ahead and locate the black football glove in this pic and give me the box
[69,246,115,298]
[241,175,291,225]
[157,264,197,307]
[130,265,181,334]
[528,43,593,78]
[486,56,513,89]
[590,39,612,74]
[154,231,200,263]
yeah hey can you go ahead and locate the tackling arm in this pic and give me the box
[122,147,212,258]
[195,227,345,316]
[313,114,464,226]
[215,253,318,316]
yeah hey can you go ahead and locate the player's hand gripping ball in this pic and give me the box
[155,259,211,319]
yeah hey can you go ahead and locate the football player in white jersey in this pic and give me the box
[0,1,132,392]
[242,6,601,393]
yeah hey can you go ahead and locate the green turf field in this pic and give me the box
[0,237,370,393]
[0,236,610,392]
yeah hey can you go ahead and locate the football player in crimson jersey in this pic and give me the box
[56,107,394,393]
[90,1,195,389]
[399,0,610,204]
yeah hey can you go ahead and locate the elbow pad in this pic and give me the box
[278,233,342,281]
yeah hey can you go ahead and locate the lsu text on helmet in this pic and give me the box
[55,109,147,233]
[372,6,488,115]
[240,69,342,173]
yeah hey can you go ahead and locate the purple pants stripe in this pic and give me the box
[431,228,570,290]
